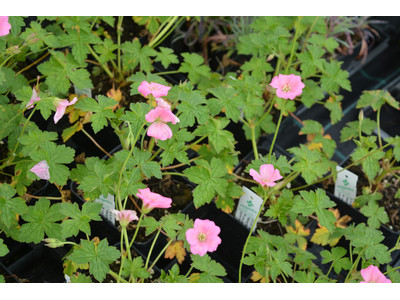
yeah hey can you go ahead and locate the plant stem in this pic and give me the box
[182,135,209,152]
[239,188,270,282]
[81,128,111,158]
[344,249,365,283]
[384,265,400,275]
[161,172,187,177]
[300,16,319,54]
[117,16,124,76]
[153,70,181,76]
[109,270,128,283]
[147,238,174,273]
[151,16,186,49]
[24,194,62,200]
[128,213,144,250]
[377,107,383,148]
[16,52,50,75]
[250,123,259,160]
[12,106,37,157]
[90,17,98,30]
[285,16,302,74]
[86,44,114,79]
[180,255,198,282]
[254,96,276,128]
[145,227,162,269]
[123,227,132,261]
[149,148,162,162]
[117,231,125,283]
[148,16,179,48]
[160,156,201,170]
[268,100,285,164]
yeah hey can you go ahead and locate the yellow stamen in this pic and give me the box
[198,233,206,241]
[282,84,291,93]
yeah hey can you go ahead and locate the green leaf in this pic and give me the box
[299,120,323,135]
[20,21,60,53]
[60,202,102,238]
[294,270,315,283]
[192,254,226,283]
[121,38,157,73]
[74,95,117,133]
[354,191,382,208]
[183,158,228,208]
[93,38,118,65]
[387,266,400,283]
[38,50,93,96]
[240,56,273,80]
[176,89,209,127]
[0,184,28,229]
[8,17,25,36]
[18,129,58,157]
[29,141,75,185]
[0,238,9,257]
[320,60,351,93]
[265,189,299,226]
[288,145,330,185]
[141,217,161,236]
[0,67,29,94]
[351,146,385,181]
[320,247,352,274]
[357,90,399,111]
[193,117,235,153]
[154,47,179,69]
[58,29,102,64]
[68,239,120,282]
[121,256,150,280]
[207,86,243,122]
[360,201,389,229]
[291,189,336,232]
[131,148,162,179]
[178,53,212,84]
[119,102,149,136]
[70,273,93,283]
[297,44,325,78]
[340,118,377,142]
[19,198,64,243]
[385,136,400,161]
[324,95,344,124]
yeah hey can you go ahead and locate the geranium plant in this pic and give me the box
[0,15,399,284]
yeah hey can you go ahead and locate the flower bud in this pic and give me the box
[43,238,64,248]
[359,110,364,122]
[5,45,21,55]
[25,33,39,45]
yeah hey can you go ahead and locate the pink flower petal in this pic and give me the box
[26,87,41,109]
[53,97,78,124]
[185,219,221,257]
[155,98,171,109]
[360,265,392,283]
[147,122,173,140]
[269,74,305,100]
[138,81,171,98]
[29,160,50,180]
[136,188,172,212]
[0,16,12,37]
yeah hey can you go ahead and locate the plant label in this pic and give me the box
[73,85,92,98]
[95,194,115,223]
[235,186,263,233]
[334,166,358,205]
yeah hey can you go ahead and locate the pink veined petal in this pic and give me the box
[249,169,263,185]
[138,81,152,97]
[145,108,160,123]
[147,122,173,140]
[259,164,274,182]
[149,82,171,98]
[26,87,41,109]
[271,169,283,182]
[0,16,12,36]
[269,76,283,89]
[155,98,171,109]
[30,160,50,180]
[157,107,178,123]
[185,228,199,245]
[53,97,78,124]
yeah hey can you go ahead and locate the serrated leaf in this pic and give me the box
[360,201,389,229]
[164,240,186,264]
[178,53,211,84]
[121,38,157,73]
[357,90,399,111]
[68,239,120,282]
[320,247,352,274]
[320,60,351,93]
[155,47,179,69]
[351,146,385,181]
[18,129,58,157]
[19,198,64,243]
[0,183,28,229]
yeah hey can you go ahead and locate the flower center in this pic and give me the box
[282,84,291,93]
[198,233,206,241]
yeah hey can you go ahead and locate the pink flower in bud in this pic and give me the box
[145,107,179,141]
[53,97,78,124]
[111,210,138,227]
[360,265,392,283]
[136,188,172,214]
[249,164,283,187]
[186,219,221,257]
[30,160,50,180]
[26,87,41,109]
[155,98,171,109]
[0,17,11,37]
[138,81,171,98]
[270,74,305,100]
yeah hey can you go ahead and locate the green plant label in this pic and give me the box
[95,194,115,224]
[334,166,358,205]
[234,186,263,233]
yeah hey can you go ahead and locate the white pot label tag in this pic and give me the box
[235,186,263,233]
[95,194,115,224]
[334,166,358,205]
[73,85,92,98]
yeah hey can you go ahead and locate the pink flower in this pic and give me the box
[270,74,305,100]
[53,97,78,124]
[26,87,41,109]
[136,188,172,214]
[249,164,283,187]
[155,98,171,109]
[29,160,50,180]
[138,81,171,98]
[145,107,179,141]
[0,17,11,37]
[111,210,138,227]
[360,265,391,283]
[185,219,221,257]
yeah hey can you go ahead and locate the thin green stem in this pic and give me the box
[377,107,383,148]
[86,44,114,79]
[109,270,128,283]
[123,227,132,261]
[239,188,270,282]
[384,265,400,275]
[117,16,124,75]
[161,172,187,177]
[145,227,162,269]
[81,128,111,158]
[147,238,175,273]
[152,16,186,49]
[182,135,209,151]
[180,255,198,283]
[300,16,319,54]
[254,97,276,128]
[149,148,162,162]
[268,100,285,164]
[285,16,303,74]
[117,230,125,283]
[12,106,37,155]
[90,17,99,30]
[153,70,181,76]
[148,16,179,48]
[344,249,365,283]
[250,124,259,160]
[325,262,334,279]
[129,213,144,250]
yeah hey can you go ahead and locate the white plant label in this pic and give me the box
[95,194,115,224]
[334,166,358,205]
[73,85,92,98]
[235,186,263,233]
